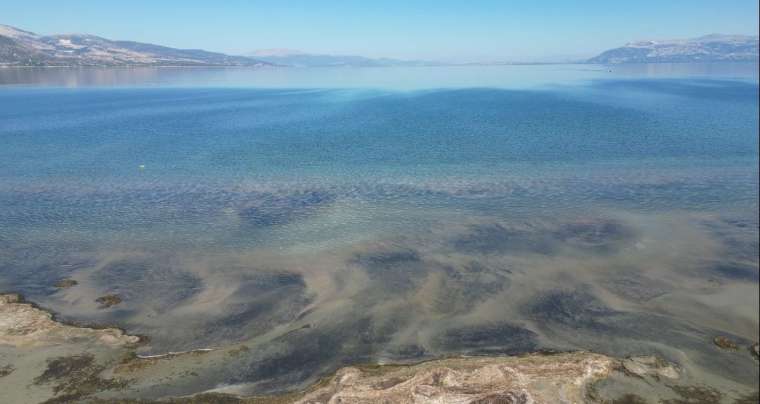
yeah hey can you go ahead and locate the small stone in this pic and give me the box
[95,294,122,309]
[713,336,738,350]
[0,365,14,378]
[621,356,679,380]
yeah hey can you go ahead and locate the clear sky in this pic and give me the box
[3,0,758,62]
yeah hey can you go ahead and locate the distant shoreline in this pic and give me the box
[1,60,758,69]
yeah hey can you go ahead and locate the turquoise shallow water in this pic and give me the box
[0,65,758,395]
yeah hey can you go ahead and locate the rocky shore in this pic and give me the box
[1,293,757,403]
[291,352,615,403]
[0,293,139,348]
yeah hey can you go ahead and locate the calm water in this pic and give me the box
[1,62,758,89]
[0,65,758,395]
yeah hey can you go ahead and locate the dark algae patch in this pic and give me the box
[525,288,618,331]
[96,294,123,308]
[0,364,14,377]
[710,261,760,282]
[609,393,649,404]
[34,354,96,386]
[352,248,427,292]
[450,223,555,255]
[469,392,530,403]
[713,336,739,350]
[93,258,202,310]
[35,354,129,403]
[601,273,672,303]
[54,278,78,288]
[662,385,723,404]
[435,322,538,354]
[202,270,311,345]
[450,219,635,256]
[734,391,760,404]
[238,190,334,227]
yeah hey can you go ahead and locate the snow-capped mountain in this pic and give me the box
[588,34,759,64]
[0,24,271,67]
[247,48,436,67]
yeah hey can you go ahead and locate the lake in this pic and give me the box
[0,64,758,398]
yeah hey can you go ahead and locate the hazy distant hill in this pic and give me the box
[0,24,271,67]
[589,34,759,64]
[248,48,436,67]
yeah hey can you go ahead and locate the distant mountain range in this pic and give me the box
[0,24,271,67]
[247,48,436,67]
[588,34,759,64]
[2,24,758,67]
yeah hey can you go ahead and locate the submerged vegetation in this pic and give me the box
[0,76,757,402]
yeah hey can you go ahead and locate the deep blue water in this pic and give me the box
[1,80,757,180]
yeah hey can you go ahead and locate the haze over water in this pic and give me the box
[1,62,758,89]
[0,64,758,396]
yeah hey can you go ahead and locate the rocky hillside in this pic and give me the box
[589,34,759,63]
[0,24,271,67]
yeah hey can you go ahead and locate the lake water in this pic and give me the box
[1,63,758,89]
[0,64,758,396]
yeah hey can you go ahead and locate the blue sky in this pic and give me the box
[3,0,758,61]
